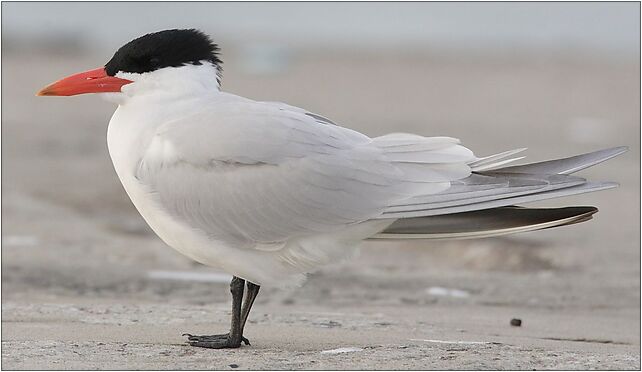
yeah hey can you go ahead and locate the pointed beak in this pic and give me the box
[37,67,133,96]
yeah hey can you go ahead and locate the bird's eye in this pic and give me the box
[149,57,161,66]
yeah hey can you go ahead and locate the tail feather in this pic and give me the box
[372,206,597,240]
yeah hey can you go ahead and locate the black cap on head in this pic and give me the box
[104,29,222,77]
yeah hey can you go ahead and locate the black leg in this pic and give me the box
[240,281,260,331]
[184,276,249,349]
[228,276,245,344]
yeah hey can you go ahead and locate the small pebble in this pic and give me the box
[282,298,295,305]
[229,364,239,369]
[510,318,522,327]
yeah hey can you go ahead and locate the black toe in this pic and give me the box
[183,333,249,349]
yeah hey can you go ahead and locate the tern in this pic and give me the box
[38,29,626,349]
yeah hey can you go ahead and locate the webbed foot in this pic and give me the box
[183,333,250,349]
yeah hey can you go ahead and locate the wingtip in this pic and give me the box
[612,146,629,155]
[597,181,620,190]
[557,146,629,175]
[572,205,599,215]
[598,146,629,159]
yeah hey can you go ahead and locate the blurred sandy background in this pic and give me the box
[2,2,640,369]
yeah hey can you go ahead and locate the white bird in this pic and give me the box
[38,29,626,349]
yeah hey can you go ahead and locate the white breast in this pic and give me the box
[107,105,219,262]
[106,104,337,286]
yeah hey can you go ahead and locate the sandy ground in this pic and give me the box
[2,48,640,369]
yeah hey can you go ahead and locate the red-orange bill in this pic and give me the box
[37,67,133,96]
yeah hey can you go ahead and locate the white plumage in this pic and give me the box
[104,62,623,286]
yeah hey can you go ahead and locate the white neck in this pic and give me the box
[102,62,221,105]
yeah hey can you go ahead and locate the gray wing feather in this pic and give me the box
[378,181,617,218]
[493,146,628,175]
[388,174,584,210]
[379,147,626,218]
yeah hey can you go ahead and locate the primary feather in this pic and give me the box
[374,206,598,240]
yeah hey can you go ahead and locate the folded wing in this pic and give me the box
[135,96,625,245]
[135,101,475,247]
